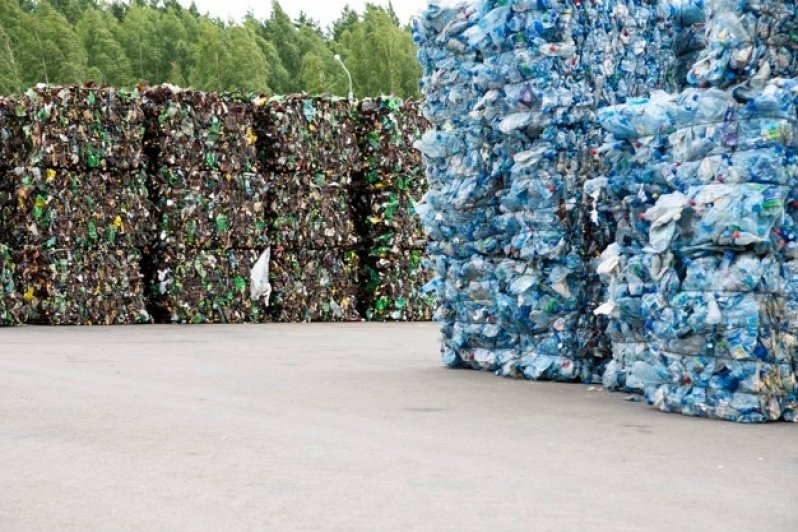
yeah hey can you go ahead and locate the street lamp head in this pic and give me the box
[334,54,342,62]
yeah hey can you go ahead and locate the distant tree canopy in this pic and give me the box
[0,0,422,98]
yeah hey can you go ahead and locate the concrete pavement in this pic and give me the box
[1,323,796,531]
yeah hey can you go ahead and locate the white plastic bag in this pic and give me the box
[250,248,272,306]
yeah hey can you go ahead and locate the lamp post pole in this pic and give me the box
[334,54,354,102]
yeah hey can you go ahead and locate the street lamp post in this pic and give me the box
[334,54,354,103]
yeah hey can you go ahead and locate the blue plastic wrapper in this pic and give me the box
[596,77,798,420]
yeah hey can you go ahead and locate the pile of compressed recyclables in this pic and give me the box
[415,0,798,421]
[0,86,433,327]
[0,99,20,325]
[354,98,436,321]
[253,95,361,322]
[0,85,152,325]
[596,0,798,422]
[412,0,689,382]
[0,243,20,325]
[594,0,706,392]
[143,85,272,324]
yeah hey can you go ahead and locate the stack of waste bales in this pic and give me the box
[561,0,676,380]
[594,0,707,392]
[600,83,798,422]
[143,86,272,324]
[0,85,151,325]
[689,0,798,418]
[414,0,680,381]
[597,1,798,421]
[0,99,19,325]
[597,0,798,421]
[354,97,434,321]
[413,0,511,371]
[0,244,20,325]
[596,90,705,393]
[254,95,360,322]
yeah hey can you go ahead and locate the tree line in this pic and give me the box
[0,0,422,98]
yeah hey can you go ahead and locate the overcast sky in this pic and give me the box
[183,0,428,28]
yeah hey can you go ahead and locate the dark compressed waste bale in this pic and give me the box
[14,246,150,325]
[13,84,146,170]
[147,246,271,324]
[266,173,358,250]
[0,97,24,172]
[0,84,151,327]
[353,97,428,250]
[269,247,360,322]
[352,190,426,251]
[359,248,435,321]
[0,167,152,250]
[353,97,430,322]
[142,86,272,325]
[254,95,360,175]
[143,85,258,174]
[0,244,22,325]
[354,97,429,183]
[151,168,269,250]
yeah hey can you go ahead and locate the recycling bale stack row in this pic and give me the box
[413,1,513,371]
[413,0,684,381]
[143,86,272,324]
[354,97,434,321]
[599,80,798,422]
[576,0,708,381]
[591,0,707,392]
[595,0,798,422]
[0,98,19,325]
[254,95,360,322]
[0,85,151,325]
[0,243,20,325]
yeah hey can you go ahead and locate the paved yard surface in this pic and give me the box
[1,324,796,531]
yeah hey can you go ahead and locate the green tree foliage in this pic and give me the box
[260,1,302,94]
[117,5,162,83]
[337,5,421,99]
[25,0,88,86]
[0,0,422,98]
[224,25,270,94]
[331,5,359,41]
[75,7,130,86]
[0,0,29,93]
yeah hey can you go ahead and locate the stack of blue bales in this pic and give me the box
[413,0,687,382]
[598,0,798,421]
[596,1,707,393]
